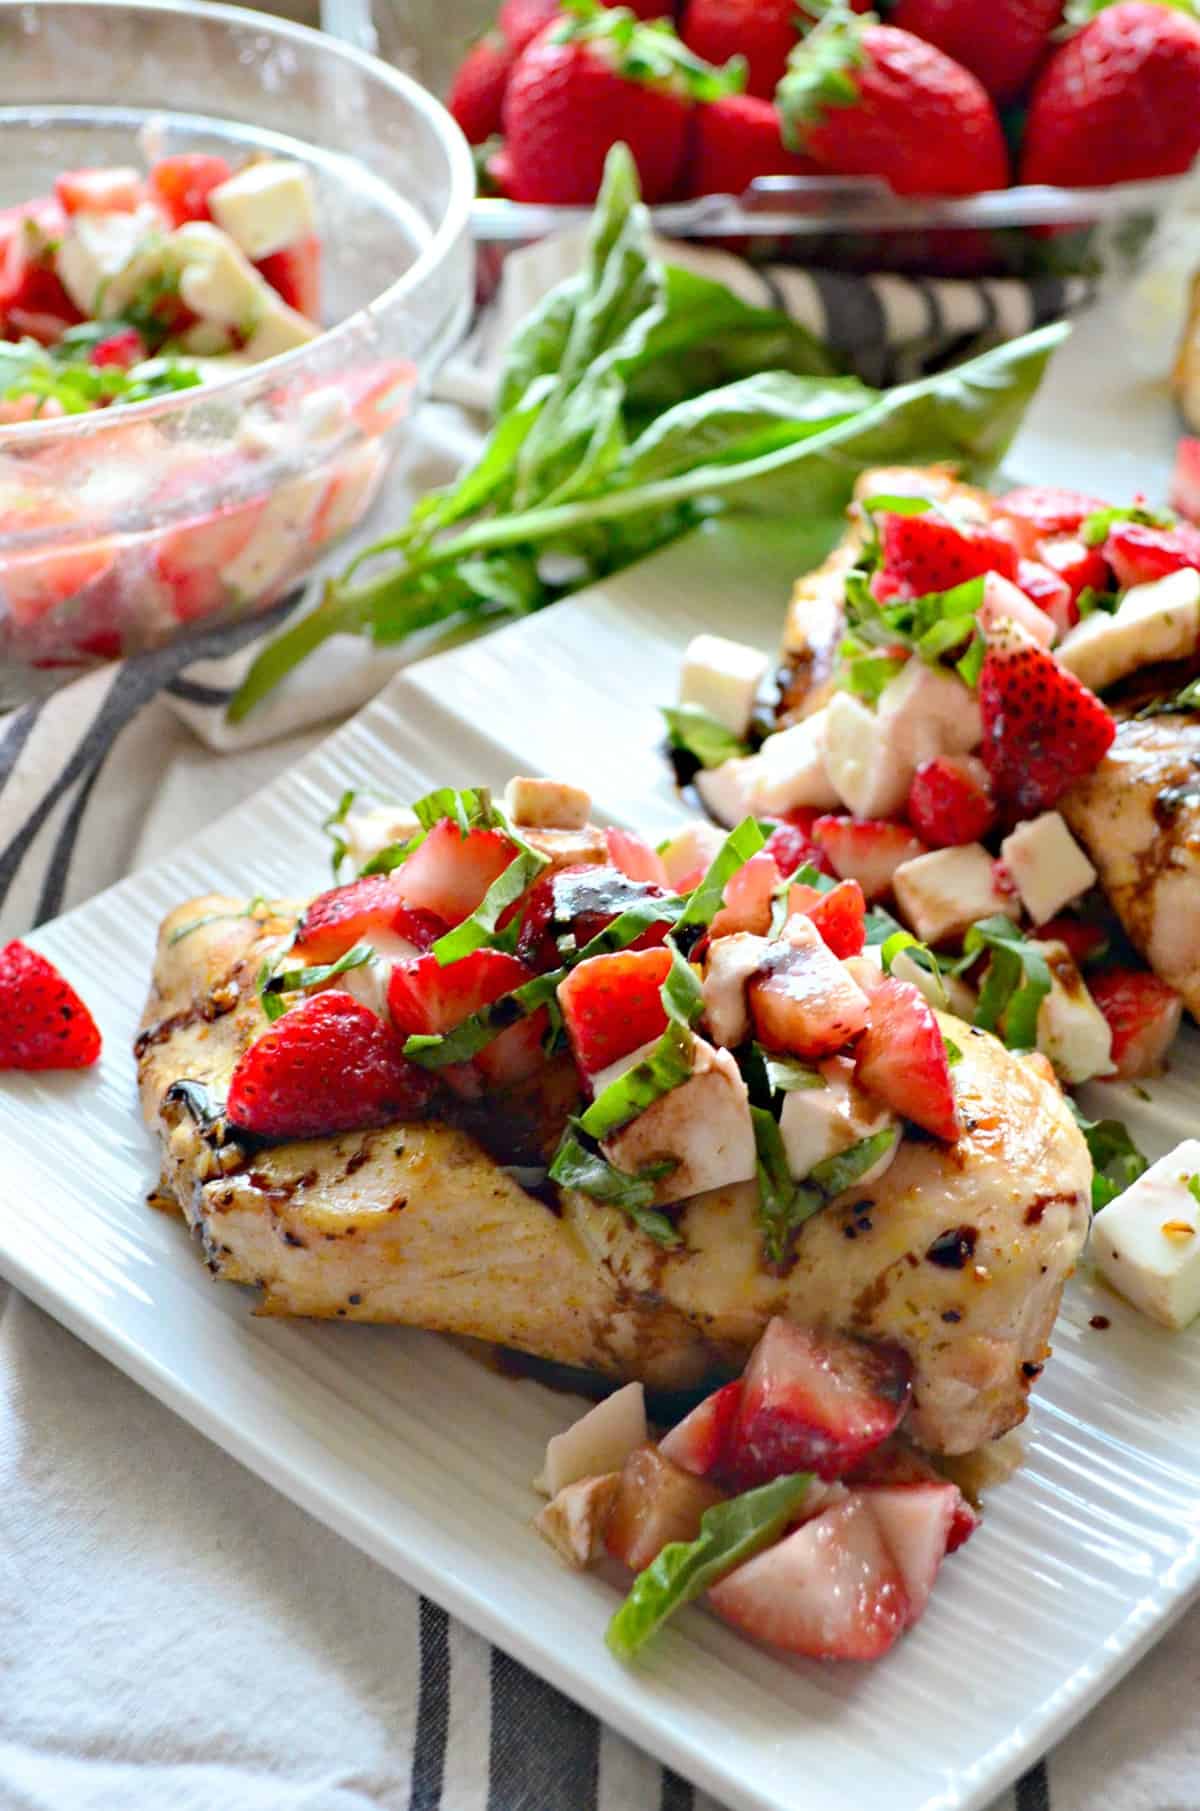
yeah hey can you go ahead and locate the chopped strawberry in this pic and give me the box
[762,814,834,878]
[1104,519,1200,590]
[729,1318,913,1486]
[226,990,433,1138]
[1087,967,1183,1079]
[861,1483,959,1626]
[293,874,445,964]
[709,852,782,938]
[256,233,321,321]
[0,940,101,1070]
[154,499,266,623]
[89,326,146,370]
[811,816,927,902]
[1170,438,1200,527]
[0,540,116,624]
[605,825,668,886]
[148,153,233,225]
[387,947,531,1035]
[708,1493,909,1660]
[1038,536,1110,603]
[1017,557,1075,636]
[787,877,867,958]
[994,485,1107,539]
[0,222,82,343]
[394,818,517,927]
[906,755,994,848]
[659,1380,743,1479]
[855,975,960,1140]
[1038,916,1109,967]
[878,509,1016,598]
[978,619,1116,815]
[55,166,144,215]
[845,1440,979,1551]
[606,1445,726,1574]
[748,921,871,1059]
[516,864,672,967]
[558,945,672,1074]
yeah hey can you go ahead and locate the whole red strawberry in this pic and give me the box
[879,510,1017,595]
[0,939,101,1071]
[226,991,434,1140]
[1020,1,1200,187]
[978,619,1116,816]
[684,94,816,196]
[447,32,516,144]
[889,0,1063,103]
[501,1,736,204]
[777,14,1009,195]
[499,0,663,48]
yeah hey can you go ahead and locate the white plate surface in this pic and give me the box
[1,517,1198,1811]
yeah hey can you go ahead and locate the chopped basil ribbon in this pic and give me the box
[944,1037,963,1066]
[880,929,948,1006]
[675,816,767,934]
[842,568,986,685]
[661,939,705,1027]
[168,895,267,947]
[547,1124,681,1246]
[807,1125,899,1197]
[1067,1099,1148,1212]
[956,631,987,688]
[763,1052,825,1094]
[964,916,1052,1050]
[404,967,564,1066]
[768,857,834,938]
[1189,1174,1200,1209]
[362,784,528,876]
[606,1471,812,1661]
[1079,503,1173,548]
[323,788,358,877]
[258,942,373,1022]
[750,1105,823,1264]
[1135,672,1200,719]
[579,1020,696,1141]
[661,703,750,771]
[431,847,549,966]
[860,492,933,518]
[838,648,908,707]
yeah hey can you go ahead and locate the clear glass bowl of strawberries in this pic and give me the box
[447,0,1200,282]
[0,0,474,671]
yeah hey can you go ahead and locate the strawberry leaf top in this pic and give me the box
[555,0,747,97]
[776,9,868,148]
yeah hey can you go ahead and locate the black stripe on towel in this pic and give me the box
[806,269,890,388]
[487,1648,599,1811]
[410,1598,451,1811]
[661,1767,695,1811]
[0,696,43,792]
[165,675,237,707]
[1015,1760,1051,1811]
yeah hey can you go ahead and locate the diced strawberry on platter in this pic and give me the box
[811,816,927,902]
[0,939,101,1070]
[707,1493,909,1660]
[993,485,1107,539]
[906,755,995,849]
[977,620,1116,817]
[148,153,234,225]
[709,852,782,938]
[1037,915,1109,966]
[293,874,445,964]
[605,1444,726,1574]
[1017,557,1076,637]
[1104,519,1200,590]
[605,825,668,887]
[393,817,517,925]
[1170,438,1200,526]
[659,1380,743,1479]
[860,1482,960,1627]
[787,877,867,958]
[748,917,871,1059]
[878,509,1017,598]
[842,1442,979,1552]
[55,166,144,215]
[515,864,673,968]
[1086,967,1183,1080]
[762,813,834,878]
[257,232,321,321]
[1038,536,1110,603]
[387,946,532,1037]
[557,945,672,1076]
[854,975,960,1141]
[729,1317,914,1486]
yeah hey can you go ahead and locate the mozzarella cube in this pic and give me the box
[341,804,419,869]
[222,472,327,599]
[56,204,164,313]
[1057,569,1200,693]
[892,842,1018,945]
[748,710,841,814]
[876,660,983,761]
[702,932,770,1048]
[659,820,726,890]
[173,222,315,353]
[679,632,769,738]
[976,571,1057,649]
[1030,941,1113,1084]
[695,754,766,827]
[778,1054,898,1184]
[310,443,387,545]
[602,1037,756,1204]
[1000,811,1097,924]
[341,927,426,1020]
[208,159,317,262]
[537,1381,646,1497]
[1092,1139,1200,1328]
[535,1473,620,1569]
[240,294,319,360]
[823,690,913,819]
[503,775,591,831]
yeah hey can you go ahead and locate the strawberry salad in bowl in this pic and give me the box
[668,463,1200,1332]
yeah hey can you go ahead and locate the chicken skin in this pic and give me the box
[138,899,1090,1455]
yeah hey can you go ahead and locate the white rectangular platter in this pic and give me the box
[2,516,1199,1811]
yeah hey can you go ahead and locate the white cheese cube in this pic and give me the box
[748,710,841,814]
[503,775,591,831]
[778,1054,898,1184]
[222,472,326,600]
[876,660,983,761]
[309,443,386,545]
[1029,941,1112,1084]
[892,843,1018,945]
[537,1381,646,1497]
[822,690,912,819]
[173,222,314,354]
[695,754,766,827]
[1057,569,1200,693]
[1092,1138,1200,1329]
[56,204,164,314]
[341,927,425,1020]
[535,1473,620,1569]
[659,821,726,890]
[208,159,317,262]
[702,932,770,1048]
[341,804,419,869]
[1000,811,1097,924]
[602,1038,756,1204]
[976,571,1057,649]
[679,632,769,738]
[240,294,319,360]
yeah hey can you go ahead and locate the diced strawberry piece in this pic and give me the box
[1040,918,1108,970]
[978,619,1116,815]
[89,327,146,370]
[659,1380,743,1479]
[148,154,234,226]
[606,1445,725,1574]
[994,485,1106,539]
[879,510,1017,598]
[1087,967,1183,1079]
[55,166,144,215]
[605,825,668,886]
[708,1494,909,1660]
[1017,556,1075,636]
[293,874,444,964]
[154,498,267,623]
[0,540,116,623]
[748,920,871,1059]
[226,990,432,1138]
[844,1440,979,1551]
[1170,437,1200,527]
[1038,536,1110,603]
[855,975,960,1141]
[0,939,101,1070]
[730,1318,914,1486]
[709,852,782,938]
[557,945,672,1075]
[762,815,834,878]
[811,816,927,902]
[787,878,867,958]
[0,224,82,343]
[1104,519,1200,590]
[861,1483,958,1627]
[906,755,995,848]
[394,818,517,926]
[387,947,531,1035]
[257,232,321,321]
[473,1009,549,1090]
[515,865,672,968]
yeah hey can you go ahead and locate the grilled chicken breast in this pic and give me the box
[139,898,1090,1454]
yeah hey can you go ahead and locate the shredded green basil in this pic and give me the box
[661,703,750,770]
[548,1124,681,1245]
[1068,1100,1148,1212]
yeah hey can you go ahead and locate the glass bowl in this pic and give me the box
[0,0,475,668]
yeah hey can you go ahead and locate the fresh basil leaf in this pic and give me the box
[956,630,987,688]
[880,930,947,1005]
[677,817,767,932]
[808,1125,899,1197]
[405,967,563,1067]
[431,848,549,966]
[1076,585,1119,619]
[262,942,374,1001]
[750,1104,823,1264]
[579,1021,696,1140]
[944,1037,963,1065]
[860,493,934,518]
[764,1052,826,1093]
[1135,672,1200,718]
[168,895,267,946]
[964,916,1051,1050]
[575,893,688,962]
[622,370,874,488]
[864,901,906,945]
[323,788,358,877]
[411,785,495,836]
[1068,1099,1148,1212]
[662,941,705,1027]
[839,649,908,706]
[548,1123,681,1245]
[1079,503,1173,548]
[606,1471,812,1661]
[661,703,750,770]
